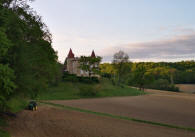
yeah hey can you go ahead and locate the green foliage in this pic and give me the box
[174,71,195,84]
[0,64,16,111]
[101,60,195,92]
[51,62,64,86]
[0,129,10,137]
[0,29,12,60]
[0,1,60,136]
[0,26,16,111]
[63,72,78,82]
[79,56,102,77]
[77,76,99,84]
[146,79,179,92]
[129,64,150,90]
[101,73,112,79]
[0,0,60,113]
[6,95,28,113]
[112,51,130,84]
[63,72,100,83]
[100,63,116,75]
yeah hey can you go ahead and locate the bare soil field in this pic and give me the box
[176,84,195,93]
[7,104,195,137]
[50,89,195,128]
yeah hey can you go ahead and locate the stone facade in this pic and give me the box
[65,49,98,77]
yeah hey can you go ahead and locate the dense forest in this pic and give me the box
[100,59,195,91]
[0,0,61,112]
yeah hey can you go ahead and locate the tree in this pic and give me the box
[0,0,59,101]
[79,56,102,77]
[100,63,116,79]
[168,68,177,85]
[0,64,16,111]
[131,64,147,90]
[0,28,16,111]
[112,50,129,84]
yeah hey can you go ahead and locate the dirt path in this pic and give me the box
[50,89,195,128]
[7,104,195,137]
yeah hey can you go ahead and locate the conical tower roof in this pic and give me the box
[91,50,96,58]
[67,48,75,58]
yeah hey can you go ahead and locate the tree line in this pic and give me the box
[100,51,195,91]
[0,0,61,111]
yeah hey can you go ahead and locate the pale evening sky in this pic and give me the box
[30,0,195,62]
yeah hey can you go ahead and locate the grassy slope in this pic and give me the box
[0,129,10,137]
[6,95,28,113]
[37,78,145,100]
[0,116,10,137]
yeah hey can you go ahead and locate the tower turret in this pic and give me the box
[67,48,75,58]
[91,50,96,58]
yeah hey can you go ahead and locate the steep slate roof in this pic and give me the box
[67,48,75,58]
[91,50,96,58]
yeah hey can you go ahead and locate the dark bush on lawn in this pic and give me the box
[101,73,112,79]
[146,79,180,92]
[63,72,99,83]
[91,77,100,83]
[63,72,78,82]
[77,76,99,84]
[78,77,92,84]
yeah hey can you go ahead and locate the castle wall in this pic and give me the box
[66,58,99,77]
[66,51,99,77]
[73,60,81,76]
[66,58,74,74]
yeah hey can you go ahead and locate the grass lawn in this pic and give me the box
[37,78,145,100]
[0,129,10,137]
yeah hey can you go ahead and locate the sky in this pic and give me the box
[30,0,195,63]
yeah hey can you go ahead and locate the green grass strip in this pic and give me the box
[0,129,10,137]
[40,101,195,132]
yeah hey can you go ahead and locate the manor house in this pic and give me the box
[64,49,98,77]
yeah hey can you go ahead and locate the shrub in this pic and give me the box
[63,72,78,82]
[78,77,92,84]
[101,73,112,79]
[63,72,100,84]
[91,77,100,83]
[166,84,179,92]
[77,76,99,84]
[146,79,180,92]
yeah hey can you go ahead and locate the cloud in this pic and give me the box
[100,33,195,62]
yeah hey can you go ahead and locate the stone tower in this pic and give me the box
[66,48,75,74]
